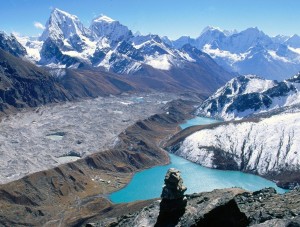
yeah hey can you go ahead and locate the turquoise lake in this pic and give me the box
[110,117,287,203]
[180,116,221,129]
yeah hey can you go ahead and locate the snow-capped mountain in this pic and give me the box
[20,8,202,72]
[12,8,233,93]
[168,106,300,188]
[0,31,27,57]
[197,73,300,120]
[285,34,300,48]
[37,8,96,67]
[169,27,300,80]
[90,15,132,42]
[40,8,92,50]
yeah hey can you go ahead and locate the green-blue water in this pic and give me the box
[180,116,221,129]
[110,117,287,203]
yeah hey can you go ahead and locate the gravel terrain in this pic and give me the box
[0,93,178,184]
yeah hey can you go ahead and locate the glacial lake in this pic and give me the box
[110,117,287,203]
[180,116,221,129]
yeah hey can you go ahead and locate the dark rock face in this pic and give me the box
[40,38,81,67]
[116,41,144,61]
[0,32,27,57]
[227,92,272,112]
[0,49,72,112]
[155,168,187,226]
[235,187,300,225]
[89,187,300,227]
[287,72,300,83]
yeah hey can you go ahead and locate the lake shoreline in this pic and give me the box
[0,98,199,226]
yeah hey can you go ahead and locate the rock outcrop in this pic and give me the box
[156,168,187,226]
[88,186,300,227]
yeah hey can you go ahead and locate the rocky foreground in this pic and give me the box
[87,169,300,227]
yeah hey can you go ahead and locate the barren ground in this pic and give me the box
[0,92,179,184]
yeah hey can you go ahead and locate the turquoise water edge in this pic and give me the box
[110,117,287,203]
[180,116,221,129]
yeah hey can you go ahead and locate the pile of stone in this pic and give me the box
[155,168,187,226]
[161,168,187,200]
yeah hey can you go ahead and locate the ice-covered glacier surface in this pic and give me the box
[0,93,178,184]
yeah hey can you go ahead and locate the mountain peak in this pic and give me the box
[200,26,224,36]
[51,8,79,21]
[93,15,115,23]
[241,27,264,36]
[90,15,132,42]
[40,8,92,52]
[285,34,300,48]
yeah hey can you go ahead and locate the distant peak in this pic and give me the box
[290,34,300,39]
[243,27,262,33]
[51,8,78,20]
[134,31,142,36]
[93,15,115,23]
[200,26,223,35]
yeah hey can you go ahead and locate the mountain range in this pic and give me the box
[165,26,300,80]
[197,73,300,120]
[6,8,232,95]
[1,8,300,110]
[16,9,229,76]
[13,8,300,82]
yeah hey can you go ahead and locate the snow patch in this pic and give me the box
[203,44,244,64]
[144,54,172,70]
[176,111,300,175]
[93,15,115,23]
[243,77,276,94]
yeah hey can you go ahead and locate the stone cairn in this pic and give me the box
[160,168,187,213]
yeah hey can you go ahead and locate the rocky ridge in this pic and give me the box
[0,48,72,113]
[0,31,27,57]
[197,73,300,120]
[86,175,300,227]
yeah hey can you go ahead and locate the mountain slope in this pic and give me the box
[0,31,27,57]
[167,107,300,189]
[57,68,137,97]
[0,49,72,112]
[166,73,300,189]
[197,73,300,120]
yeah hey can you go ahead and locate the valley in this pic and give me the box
[0,98,198,226]
[0,92,179,184]
[0,2,300,226]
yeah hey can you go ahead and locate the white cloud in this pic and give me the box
[34,22,45,30]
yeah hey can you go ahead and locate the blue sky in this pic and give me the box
[1,0,299,39]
